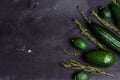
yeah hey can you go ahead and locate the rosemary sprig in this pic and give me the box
[91,10,120,34]
[64,50,81,57]
[77,6,91,24]
[111,0,120,6]
[61,59,113,77]
[73,19,106,50]
[76,6,106,50]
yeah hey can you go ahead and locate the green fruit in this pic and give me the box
[99,7,111,19]
[109,3,120,27]
[75,72,88,80]
[84,50,115,67]
[72,39,87,50]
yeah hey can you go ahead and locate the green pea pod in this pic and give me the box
[109,3,120,27]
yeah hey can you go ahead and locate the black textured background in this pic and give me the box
[0,0,120,80]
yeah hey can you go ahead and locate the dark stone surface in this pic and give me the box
[0,0,119,80]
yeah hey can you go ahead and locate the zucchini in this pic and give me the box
[89,22,120,53]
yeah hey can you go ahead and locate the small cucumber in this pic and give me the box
[84,50,115,67]
[89,22,120,53]
[109,3,120,27]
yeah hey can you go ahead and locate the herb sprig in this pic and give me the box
[61,59,113,77]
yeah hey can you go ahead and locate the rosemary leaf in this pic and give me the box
[61,59,113,77]
[64,50,81,57]
[77,6,91,24]
[73,19,106,50]
[111,0,120,6]
[91,10,120,34]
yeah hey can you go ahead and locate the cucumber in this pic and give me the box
[89,22,120,53]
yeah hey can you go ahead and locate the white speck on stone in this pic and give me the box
[27,50,32,54]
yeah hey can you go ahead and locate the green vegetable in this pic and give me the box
[72,39,87,50]
[99,7,111,19]
[75,72,88,80]
[89,22,120,53]
[109,3,120,27]
[84,50,115,67]
[61,59,113,77]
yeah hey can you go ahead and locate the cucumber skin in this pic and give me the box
[89,22,120,53]
[109,3,120,27]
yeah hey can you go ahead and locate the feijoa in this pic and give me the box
[72,38,87,50]
[84,50,115,68]
[75,72,88,80]
[99,7,111,19]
